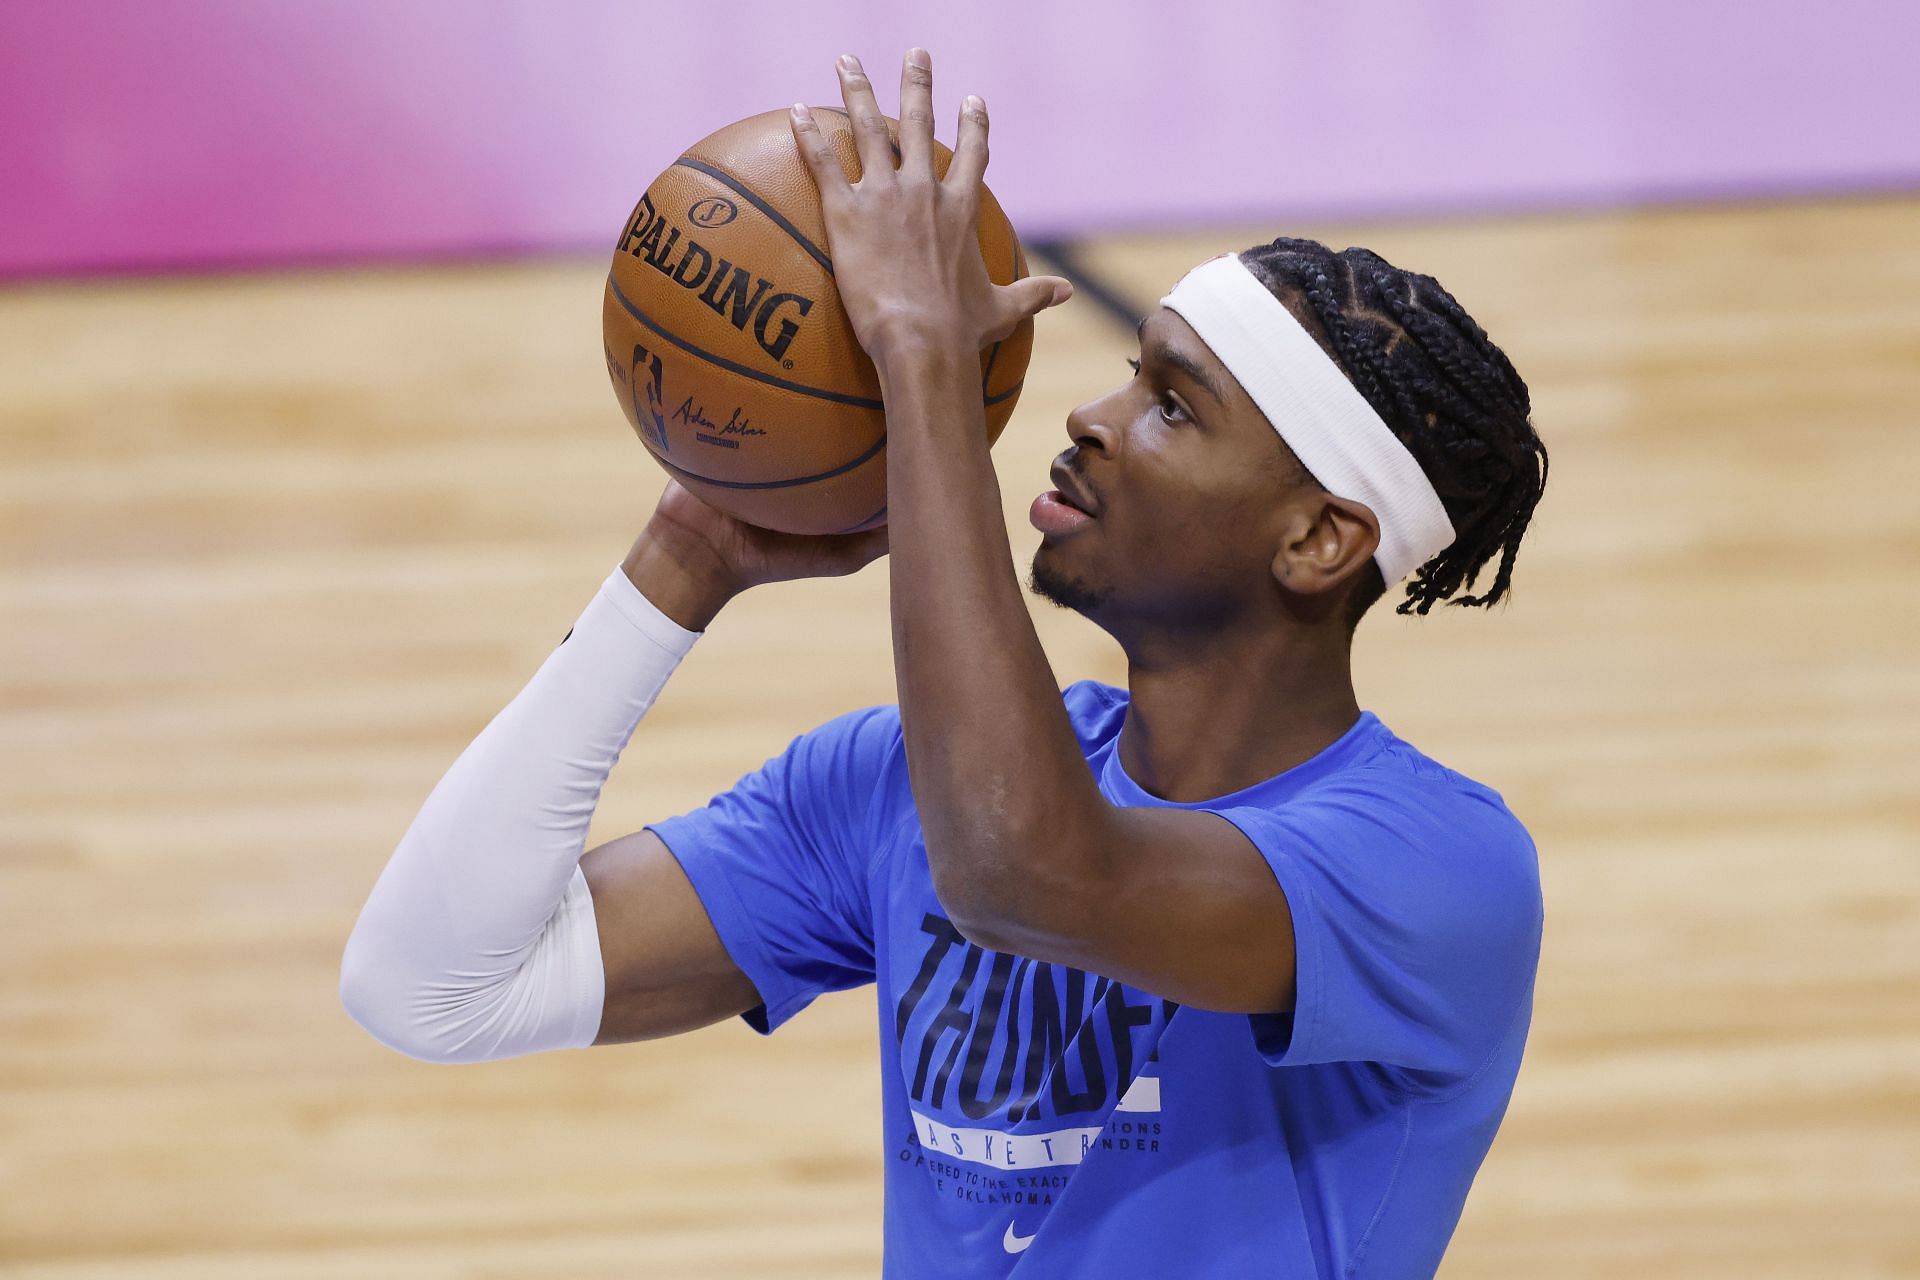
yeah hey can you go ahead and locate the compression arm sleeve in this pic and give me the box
[339,566,699,1064]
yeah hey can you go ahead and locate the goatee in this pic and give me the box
[1028,555,1111,615]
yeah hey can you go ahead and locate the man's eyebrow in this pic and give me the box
[1136,317,1226,406]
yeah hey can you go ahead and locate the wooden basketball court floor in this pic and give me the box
[2,195,1916,1277]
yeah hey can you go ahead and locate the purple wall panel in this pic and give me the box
[2,0,1916,276]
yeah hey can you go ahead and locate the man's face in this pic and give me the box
[1028,306,1314,630]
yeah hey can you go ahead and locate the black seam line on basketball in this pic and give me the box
[672,157,834,275]
[833,500,889,534]
[654,432,888,492]
[985,378,1023,407]
[606,273,885,409]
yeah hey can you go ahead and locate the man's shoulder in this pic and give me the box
[1253,740,1543,977]
[810,701,905,741]
[1283,731,1539,887]
[810,687,1121,756]
[779,703,908,794]
[785,684,1125,807]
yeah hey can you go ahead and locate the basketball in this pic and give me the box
[602,107,1033,535]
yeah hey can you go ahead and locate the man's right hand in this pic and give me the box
[622,481,890,631]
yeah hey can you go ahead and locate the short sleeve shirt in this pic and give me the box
[650,682,1542,1278]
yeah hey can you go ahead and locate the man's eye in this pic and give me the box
[1125,358,1186,422]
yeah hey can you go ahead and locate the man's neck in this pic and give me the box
[1112,616,1360,804]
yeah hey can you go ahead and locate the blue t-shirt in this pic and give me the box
[650,681,1541,1279]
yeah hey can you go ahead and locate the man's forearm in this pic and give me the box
[878,345,1111,933]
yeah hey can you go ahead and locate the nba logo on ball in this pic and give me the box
[688,197,737,228]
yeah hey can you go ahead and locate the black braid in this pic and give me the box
[1237,237,1548,618]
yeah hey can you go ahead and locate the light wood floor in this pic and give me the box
[2,196,1917,1278]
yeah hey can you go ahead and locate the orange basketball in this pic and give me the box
[602,107,1033,535]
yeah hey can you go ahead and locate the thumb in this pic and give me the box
[992,275,1074,338]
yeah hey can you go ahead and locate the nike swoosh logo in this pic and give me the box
[1002,1221,1035,1255]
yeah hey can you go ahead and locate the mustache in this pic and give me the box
[1049,450,1102,516]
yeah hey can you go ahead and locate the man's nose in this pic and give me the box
[1064,394,1121,455]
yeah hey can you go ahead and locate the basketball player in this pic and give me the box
[342,49,1548,1278]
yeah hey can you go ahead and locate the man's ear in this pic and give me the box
[1270,495,1381,596]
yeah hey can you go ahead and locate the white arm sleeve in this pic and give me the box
[339,566,699,1064]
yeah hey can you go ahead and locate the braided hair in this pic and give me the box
[1237,237,1548,619]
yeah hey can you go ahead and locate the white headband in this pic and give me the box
[1160,254,1455,585]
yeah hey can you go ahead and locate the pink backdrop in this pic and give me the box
[3,0,1917,277]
